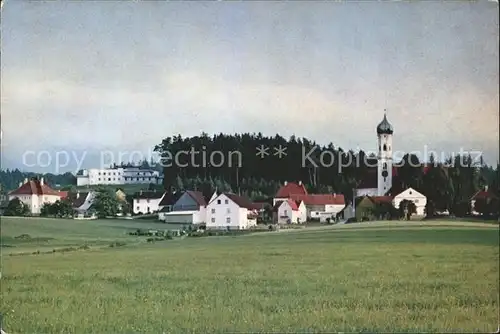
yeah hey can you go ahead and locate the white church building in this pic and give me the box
[354,113,427,216]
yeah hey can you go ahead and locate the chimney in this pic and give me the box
[19,182,22,188]
[23,178,28,184]
[284,181,288,186]
[40,177,44,185]
[485,185,488,192]
[140,190,143,195]
[76,191,80,199]
[298,181,302,186]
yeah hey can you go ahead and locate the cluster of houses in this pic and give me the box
[3,116,497,222]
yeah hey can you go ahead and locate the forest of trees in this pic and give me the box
[154,132,499,217]
[1,132,498,218]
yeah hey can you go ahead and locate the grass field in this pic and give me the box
[1,217,499,333]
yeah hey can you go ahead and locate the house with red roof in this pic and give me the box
[470,186,499,215]
[274,181,346,222]
[8,177,63,214]
[206,192,260,229]
[273,181,308,206]
[273,199,307,224]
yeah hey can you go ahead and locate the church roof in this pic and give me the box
[377,114,394,135]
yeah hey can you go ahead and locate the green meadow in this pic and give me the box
[1,217,498,333]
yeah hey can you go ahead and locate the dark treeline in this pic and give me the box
[155,132,499,215]
[0,170,76,192]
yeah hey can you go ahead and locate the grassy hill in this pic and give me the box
[1,218,498,332]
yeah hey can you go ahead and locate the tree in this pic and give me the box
[92,188,120,218]
[398,199,417,220]
[4,198,30,216]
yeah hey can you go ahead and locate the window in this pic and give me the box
[211,208,215,213]
[217,200,221,204]
[383,144,387,151]
[108,178,111,181]
[211,218,215,223]
[284,209,288,215]
[224,199,229,204]
[136,206,140,211]
[98,178,101,181]
[414,199,419,203]
[227,208,231,214]
[226,217,231,223]
[147,199,150,203]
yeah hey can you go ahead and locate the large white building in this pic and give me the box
[8,177,64,214]
[76,167,163,186]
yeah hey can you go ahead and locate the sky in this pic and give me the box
[1,1,499,173]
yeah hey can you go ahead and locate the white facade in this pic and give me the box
[276,200,307,224]
[206,193,257,230]
[377,134,393,196]
[9,193,60,215]
[133,193,165,214]
[77,167,163,186]
[393,188,427,216]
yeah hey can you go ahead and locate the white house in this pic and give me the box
[133,190,165,214]
[206,193,258,230]
[289,194,345,222]
[8,177,63,214]
[273,199,307,224]
[392,187,427,216]
[76,167,163,186]
[69,191,96,214]
[160,190,207,224]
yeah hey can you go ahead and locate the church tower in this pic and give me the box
[376,113,393,195]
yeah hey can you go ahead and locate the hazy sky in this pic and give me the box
[1,1,499,172]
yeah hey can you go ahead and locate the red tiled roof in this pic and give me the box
[186,191,207,206]
[58,191,69,199]
[272,199,299,211]
[275,182,308,197]
[289,194,345,205]
[9,179,61,197]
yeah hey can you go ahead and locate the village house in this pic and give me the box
[392,187,427,216]
[289,193,345,222]
[273,199,307,224]
[470,186,499,215]
[273,181,346,222]
[7,177,63,214]
[160,190,208,224]
[157,191,181,221]
[132,190,165,214]
[206,192,259,230]
[68,191,96,216]
[343,195,394,221]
